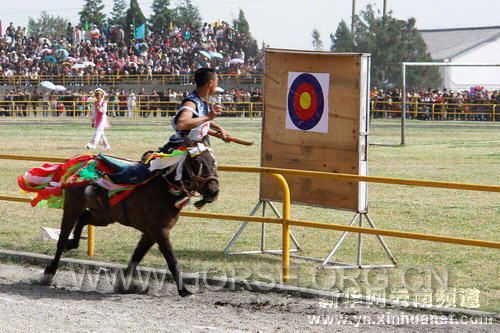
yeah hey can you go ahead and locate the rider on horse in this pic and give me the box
[161,67,230,151]
[95,68,229,187]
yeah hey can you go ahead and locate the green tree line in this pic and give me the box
[327,5,441,89]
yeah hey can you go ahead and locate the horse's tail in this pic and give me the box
[18,155,96,208]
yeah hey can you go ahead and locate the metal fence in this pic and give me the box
[0,100,264,119]
[371,101,499,122]
[2,99,499,121]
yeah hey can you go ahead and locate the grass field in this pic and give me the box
[0,118,498,311]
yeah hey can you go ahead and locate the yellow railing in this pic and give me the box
[370,100,499,122]
[0,73,263,87]
[0,101,264,119]
[0,154,499,283]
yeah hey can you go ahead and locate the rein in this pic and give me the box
[159,143,218,209]
[159,164,217,210]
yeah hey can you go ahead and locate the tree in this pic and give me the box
[28,11,68,38]
[125,0,146,41]
[233,8,250,36]
[79,0,106,28]
[329,20,355,52]
[330,5,441,88]
[312,28,323,51]
[149,0,174,34]
[173,0,202,29]
[109,0,127,27]
[232,9,258,58]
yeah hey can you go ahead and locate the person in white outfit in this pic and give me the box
[127,89,136,118]
[86,88,111,150]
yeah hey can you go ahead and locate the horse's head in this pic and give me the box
[182,143,219,205]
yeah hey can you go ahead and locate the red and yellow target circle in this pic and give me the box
[288,73,324,130]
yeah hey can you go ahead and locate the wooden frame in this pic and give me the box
[260,49,370,212]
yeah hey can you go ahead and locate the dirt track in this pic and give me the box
[0,263,496,332]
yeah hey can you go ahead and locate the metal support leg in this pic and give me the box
[365,214,397,265]
[356,214,363,267]
[321,213,397,269]
[223,200,302,255]
[223,200,263,253]
[321,213,359,266]
[224,204,397,269]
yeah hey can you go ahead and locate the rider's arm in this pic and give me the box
[209,121,224,132]
[208,104,230,141]
[209,120,230,141]
[175,101,219,131]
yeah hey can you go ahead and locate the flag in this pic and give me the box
[169,21,173,30]
[84,21,89,31]
[134,23,145,40]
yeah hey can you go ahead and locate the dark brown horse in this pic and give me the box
[42,145,219,297]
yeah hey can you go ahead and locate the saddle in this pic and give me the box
[96,154,151,185]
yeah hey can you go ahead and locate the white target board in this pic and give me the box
[285,72,330,133]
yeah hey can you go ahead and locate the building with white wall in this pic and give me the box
[420,26,500,89]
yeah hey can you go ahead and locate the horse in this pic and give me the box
[41,144,219,297]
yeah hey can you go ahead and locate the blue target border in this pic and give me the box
[287,73,324,130]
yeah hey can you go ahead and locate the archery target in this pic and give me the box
[286,72,330,133]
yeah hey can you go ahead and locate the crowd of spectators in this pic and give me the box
[371,86,500,121]
[0,87,263,117]
[0,19,262,84]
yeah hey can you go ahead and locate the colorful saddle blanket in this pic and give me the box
[18,148,188,209]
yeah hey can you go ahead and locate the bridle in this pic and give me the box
[181,145,219,194]
[160,143,218,197]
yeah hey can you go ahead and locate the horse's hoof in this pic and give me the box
[115,282,148,294]
[35,273,54,286]
[65,240,78,251]
[114,283,129,294]
[179,289,194,298]
[127,283,148,294]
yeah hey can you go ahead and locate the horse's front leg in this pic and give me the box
[115,233,155,294]
[155,228,192,297]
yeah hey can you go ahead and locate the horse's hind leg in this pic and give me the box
[65,209,92,251]
[155,229,192,297]
[42,189,85,283]
[67,185,114,251]
[41,212,78,283]
[66,209,112,251]
[115,233,155,293]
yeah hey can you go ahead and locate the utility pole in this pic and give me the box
[382,0,388,26]
[351,0,356,32]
